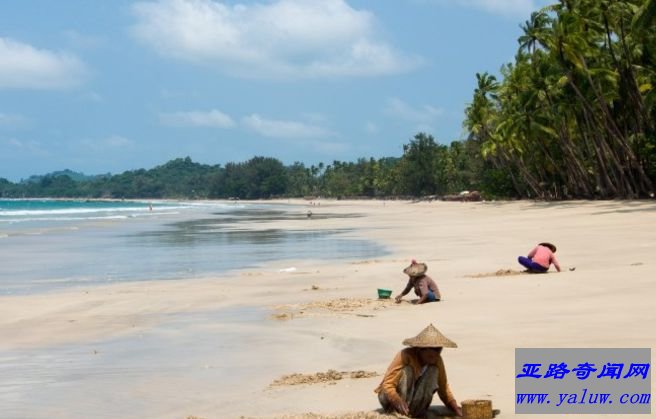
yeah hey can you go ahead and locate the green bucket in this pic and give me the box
[377,288,392,299]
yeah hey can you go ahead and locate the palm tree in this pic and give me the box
[519,10,551,54]
[464,0,655,199]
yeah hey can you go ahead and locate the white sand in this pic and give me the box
[1,200,654,418]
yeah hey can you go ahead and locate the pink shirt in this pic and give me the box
[528,245,561,271]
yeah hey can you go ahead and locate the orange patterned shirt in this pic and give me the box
[374,347,455,407]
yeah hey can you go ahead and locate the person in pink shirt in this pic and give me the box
[518,242,561,273]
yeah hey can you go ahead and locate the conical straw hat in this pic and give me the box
[402,324,457,348]
[403,262,427,278]
[539,242,557,252]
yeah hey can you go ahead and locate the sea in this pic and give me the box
[0,199,390,418]
[0,199,387,295]
[0,199,390,417]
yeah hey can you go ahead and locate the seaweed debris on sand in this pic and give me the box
[270,369,378,387]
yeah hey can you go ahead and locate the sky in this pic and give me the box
[0,0,551,181]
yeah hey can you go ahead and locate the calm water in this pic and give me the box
[0,199,389,418]
[0,199,387,294]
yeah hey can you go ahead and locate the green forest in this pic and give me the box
[2,0,655,200]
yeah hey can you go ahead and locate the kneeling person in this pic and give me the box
[395,260,441,304]
[518,242,561,273]
[374,324,463,417]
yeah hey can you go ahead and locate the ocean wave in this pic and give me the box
[0,206,182,217]
[0,215,131,223]
[0,201,235,217]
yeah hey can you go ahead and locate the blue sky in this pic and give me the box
[0,0,550,181]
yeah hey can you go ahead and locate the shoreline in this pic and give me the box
[1,200,655,418]
[0,199,387,296]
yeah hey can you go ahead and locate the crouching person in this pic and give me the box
[374,324,463,417]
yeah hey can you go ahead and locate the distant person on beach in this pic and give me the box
[518,242,561,273]
[375,324,463,417]
[395,260,441,304]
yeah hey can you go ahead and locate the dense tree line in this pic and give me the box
[464,0,656,198]
[0,136,489,200]
[2,1,654,201]
[0,158,220,199]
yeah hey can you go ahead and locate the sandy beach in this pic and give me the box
[1,199,655,418]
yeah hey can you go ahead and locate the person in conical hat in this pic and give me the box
[374,324,462,417]
[395,259,442,304]
[518,242,561,273]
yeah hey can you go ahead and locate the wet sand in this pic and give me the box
[1,199,655,418]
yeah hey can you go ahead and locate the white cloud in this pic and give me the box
[242,113,330,139]
[384,98,443,124]
[0,37,87,89]
[242,113,347,154]
[131,0,420,78]
[160,109,235,128]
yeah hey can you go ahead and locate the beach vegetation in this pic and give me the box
[210,156,288,199]
[462,0,656,199]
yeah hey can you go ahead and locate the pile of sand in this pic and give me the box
[271,298,400,320]
[270,369,378,387]
[304,298,382,311]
